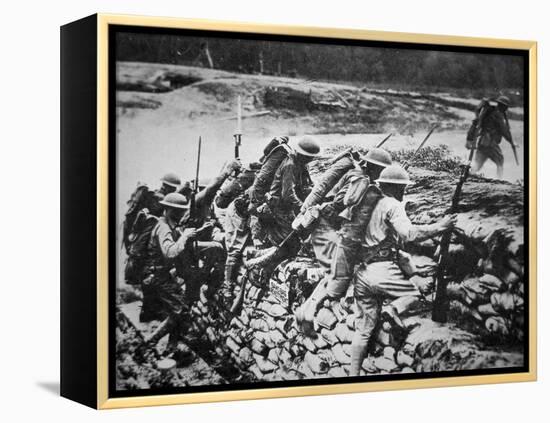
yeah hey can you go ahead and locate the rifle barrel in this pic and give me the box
[403,124,438,170]
[195,136,202,192]
[376,133,393,148]
[432,134,478,322]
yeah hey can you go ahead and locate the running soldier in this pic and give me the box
[349,165,457,376]
[470,95,520,179]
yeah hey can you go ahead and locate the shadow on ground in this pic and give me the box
[36,381,59,396]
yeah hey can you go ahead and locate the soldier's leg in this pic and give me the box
[195,241,226,295]
[140,274,166,322]
[350,268,381,376]
[472,149,488,173]
[222,208,250,300]
[365,261,423,322]
[490,145,505,179]
[309,216,339,269]
[145,279,187,348]
[295,237,358,337]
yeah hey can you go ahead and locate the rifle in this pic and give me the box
[195,135,202,194]
[432,136,478,323]
[376,132,393,149]
[188,136,202,218]
[230,229,300,314]
[188,136,202,263]
[233,95,242,161]
[403,124,438,170]
[503,113,520,166]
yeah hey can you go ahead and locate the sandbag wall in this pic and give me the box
[185,252,525,382]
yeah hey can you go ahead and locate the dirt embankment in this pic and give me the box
[116,61,522,135]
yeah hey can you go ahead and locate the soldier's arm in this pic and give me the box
[195,159,241,211]
[389,203,450,243]
[280,161,303,211]
[157,224,189,259]
[331,179,350,213]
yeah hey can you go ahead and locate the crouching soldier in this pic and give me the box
[143,193,220,349]
[350,165,457,376]
[295,148,392,335]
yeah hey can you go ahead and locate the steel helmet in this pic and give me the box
[161,172,182,188]
[376,165,411,185]
[496,95,511,108]
[293,136,321,157]
[365,148,392,168]
[159,192,190,209]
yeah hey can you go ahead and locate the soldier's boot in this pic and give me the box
[294,279,330,338]
[350,344,368,377]
[221,264,236,299]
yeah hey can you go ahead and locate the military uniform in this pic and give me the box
[263,153,312,249]
[351,195,443,375]
[474,108,512,172]
[327,175,382,298]
[142,216,189,326]
[295,148,392,338]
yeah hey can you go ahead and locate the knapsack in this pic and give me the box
[259,136,289,162]
[122,184,159,285]
[214,166,258,209]
[301,151,356,211]
[248,136,293,205]
[466,98,496,148]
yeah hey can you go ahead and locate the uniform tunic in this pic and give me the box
[143,217,189,317]
[353,196,425,347]
[263,154,311,246]
[325,173,382,298]
[474,108,512,168]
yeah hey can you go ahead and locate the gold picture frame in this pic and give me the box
[61,13,537,409]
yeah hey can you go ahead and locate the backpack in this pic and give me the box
[301,151,355,211]
[214,167,257,209]
[259,136,289,162]
[466,98,495,149]
[122,184,159,285]
[248,137,293,205]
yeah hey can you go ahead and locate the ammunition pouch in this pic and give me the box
[124,255,144,285]
[361,247,396,264]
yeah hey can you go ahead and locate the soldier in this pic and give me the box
[349,165,457,376]
[257,136,321,278]
[179,159,242,227]
[216,163,262,302]
[295,148,392,335]
[122,172,183,319]
[142,193,203,348]
[471,95,520,179]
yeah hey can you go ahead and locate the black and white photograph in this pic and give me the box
[112,27,528,394]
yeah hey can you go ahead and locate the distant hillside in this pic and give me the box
[115,32,525,92]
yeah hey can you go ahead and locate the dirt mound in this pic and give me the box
[116,61,517,134]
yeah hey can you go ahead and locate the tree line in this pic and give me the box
[116,32,524,90]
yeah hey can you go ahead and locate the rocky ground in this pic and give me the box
[115,62,525,389]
